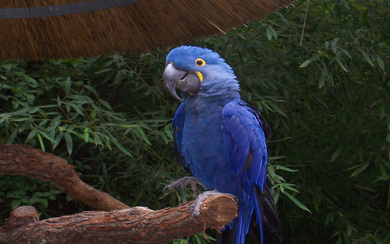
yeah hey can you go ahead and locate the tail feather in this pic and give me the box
[217,175,283,244]
[218,204,251,244]
[256,176,283,244]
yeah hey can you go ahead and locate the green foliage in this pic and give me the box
[0,53,182,218]
[0,0,389,243]
[0,176,61,218]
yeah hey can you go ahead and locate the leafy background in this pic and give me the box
[0,0,389,243]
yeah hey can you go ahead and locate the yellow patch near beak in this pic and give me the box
[195,71,204,83]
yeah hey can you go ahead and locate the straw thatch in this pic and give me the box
[0,0,294,60]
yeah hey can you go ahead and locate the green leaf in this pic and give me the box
[64,77,72,95]
[136,127,151,145]
[331,38,339,53]
[266,27,272,41]
[324,41,330,49]
[268,102,287,117]
[164,124,173,141]
[194,234,201,244]
[25,128,38,143]
[341,48,352,59]
[83,127,90,143]
[336,236,342,244]
[52,131,64,150]
[91,110,97,120]
[37,132,45,151]
[64,132,73,155]
[11,199,21,209]
[336,59,348,72]
[275,165,298,173]
[284,191,312,213]
[361,50,374,66]
[109,136,133,157]
[331,147,342,162]
[69,103,85,115]
[299,59,313,68]
[347,224,353,237]
[7,127,19,144]
[93,133,103,146]
[0,113,10,124]
[376,56,385,71]
[313,193,320,212]
[38,130,56,143]
[270,26,278,40]
[350,162,369,177]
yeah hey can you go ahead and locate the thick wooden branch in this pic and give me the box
[0,144,129,210]
[0,144,239,242]
[0,194,238,243]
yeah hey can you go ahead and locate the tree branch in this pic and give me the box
[0,144,239,242]
[0,194,237,243]
[0,144,129,210]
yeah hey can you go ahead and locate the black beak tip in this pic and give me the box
[164,83,182,101]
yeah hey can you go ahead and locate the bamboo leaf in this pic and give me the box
[284,191,312,213]
[331,38,339,53]
[336,59,348,72]
[37,129,56,143]
[275,165,298,173]
[25,128,38,143]
[361,50,374,66]
[36,132,45,151]
[52,131,64,150]
[111,137,133,157]
[64,77,71,95]
[299,59,313,68]
[6,127,19,144]
[164,124,173,141]
[376,56,385,71]
[83,127,90,143]
[136,127,151,145]
[266,27,272,41]
[331,147,342,162]
[350,163,369,177]
[64,132,73,155]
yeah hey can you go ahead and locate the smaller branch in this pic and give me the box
[300,0,310,46]
[0,194,238,244]
[0,144,129,211]
[3,206,40,229]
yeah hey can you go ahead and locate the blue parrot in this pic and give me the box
[163,46,282,244]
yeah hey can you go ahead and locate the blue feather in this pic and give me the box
[168,46,275,244]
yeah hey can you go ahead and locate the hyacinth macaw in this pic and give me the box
[163,46,282,244]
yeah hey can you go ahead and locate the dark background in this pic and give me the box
[0,0,389,243]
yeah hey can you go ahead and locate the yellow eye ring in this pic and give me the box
[195,58,206,67]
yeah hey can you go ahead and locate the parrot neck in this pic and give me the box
[183,90,241,108]
[199,78,240,98]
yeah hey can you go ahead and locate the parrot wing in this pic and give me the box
[222,100,268,192]
[221,100,282,244]
[172,103,186,169]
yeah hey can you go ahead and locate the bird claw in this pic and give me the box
[163,176,206,195]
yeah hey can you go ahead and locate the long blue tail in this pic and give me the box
[217,176,283,244]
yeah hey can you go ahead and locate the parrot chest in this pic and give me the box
[182,99,238,191]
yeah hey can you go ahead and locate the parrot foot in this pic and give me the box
[163,176,206,197]
[190,190,238,222]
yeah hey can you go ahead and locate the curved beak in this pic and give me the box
[163,62,202,101]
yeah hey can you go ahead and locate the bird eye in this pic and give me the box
[195,58,206,67]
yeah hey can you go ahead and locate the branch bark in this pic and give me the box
[0,144,129,211]
[0,194,237,243]
[0,144,239,242]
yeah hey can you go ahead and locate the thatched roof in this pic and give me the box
[0,0,294,60]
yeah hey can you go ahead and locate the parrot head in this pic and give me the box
[163,46,239,100]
